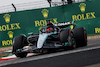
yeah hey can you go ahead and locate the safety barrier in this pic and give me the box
[0,0,99,47]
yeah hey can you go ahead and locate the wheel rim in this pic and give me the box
[68,33,76,48]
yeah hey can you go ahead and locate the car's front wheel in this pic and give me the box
[12,36,28,58]
[72,27,87,47]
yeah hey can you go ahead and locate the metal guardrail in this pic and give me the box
[0,0,91,14]
[0,0,50,14]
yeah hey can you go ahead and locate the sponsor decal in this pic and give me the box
[1,14,21,46]
[35,9,58,27]
[2,40,13,46]
[41,9,49,18]
[55,22,70,26]
[0,23,21,31]
[7,31,14,39]
[72,3,96,21]
[70,25,74,29]
[95,28,100,33]
[3,14,11,23]
[35,18,58,27]
[79,3,86,13]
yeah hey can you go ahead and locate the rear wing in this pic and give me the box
[54,21,76,28]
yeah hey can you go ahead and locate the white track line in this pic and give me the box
[1,45,100,66]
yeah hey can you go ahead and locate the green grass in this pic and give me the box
[0,53,9,58]
[87,34,100,36]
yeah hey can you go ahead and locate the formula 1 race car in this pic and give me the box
[12,21,87,58]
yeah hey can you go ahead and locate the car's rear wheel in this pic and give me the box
[68,32,76,49]
[60,29,76,49]
[72,27,87,47]
[12,36,28,58]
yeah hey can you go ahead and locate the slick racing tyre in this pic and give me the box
[60,29,69,43]
[72,27,87,47]
[12,36,28,58]
[68,32,76,49]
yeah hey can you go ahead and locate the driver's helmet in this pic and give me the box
[46,27,53,33]
[47,22,54,28]
[46,22,54,33]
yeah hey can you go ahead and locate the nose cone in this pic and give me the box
[37,33,48,48]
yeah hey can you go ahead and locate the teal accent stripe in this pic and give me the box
[72,21,74,24]
[65,42,68,46]
[42,32,56,43]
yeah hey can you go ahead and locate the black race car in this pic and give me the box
[12,21,87,58]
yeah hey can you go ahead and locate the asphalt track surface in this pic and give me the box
[0,38,100,67]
